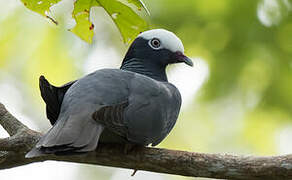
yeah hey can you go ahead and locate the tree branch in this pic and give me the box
[0,103,29,136]
[1,102,292,180]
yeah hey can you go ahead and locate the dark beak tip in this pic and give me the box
[183,56,193,67]
[175,51,193,67]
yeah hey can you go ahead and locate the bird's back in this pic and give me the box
[60,69,133,115]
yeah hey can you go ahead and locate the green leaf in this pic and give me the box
[21,0,149,44]
[97,0,149,44]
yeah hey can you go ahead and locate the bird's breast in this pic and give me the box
[124,81,181,145]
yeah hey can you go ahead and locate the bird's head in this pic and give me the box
[122,29,193,67]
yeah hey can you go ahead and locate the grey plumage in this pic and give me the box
[26,29,192,158]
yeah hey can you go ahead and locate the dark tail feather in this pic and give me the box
[39,76,75,125]
[39,76,61,125]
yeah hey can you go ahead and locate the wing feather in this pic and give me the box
[92,101,129,138]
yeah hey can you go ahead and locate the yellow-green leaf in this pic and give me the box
[21,0,61,21]
[71,0,100,43]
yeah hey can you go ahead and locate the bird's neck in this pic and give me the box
[120,58,168,82]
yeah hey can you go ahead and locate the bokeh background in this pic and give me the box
[0,0,292,179]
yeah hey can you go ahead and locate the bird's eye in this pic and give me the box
[149,38,161,49]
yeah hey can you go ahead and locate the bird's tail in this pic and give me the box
[39,75,75,125]
[39,75,60,124]
[26,114,104,158]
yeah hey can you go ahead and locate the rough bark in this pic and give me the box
[1,102,292,180]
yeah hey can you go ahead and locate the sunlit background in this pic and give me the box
[0,0,292,179]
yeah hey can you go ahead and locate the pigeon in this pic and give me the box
[26,29,193,158]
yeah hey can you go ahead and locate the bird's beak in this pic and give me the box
[175,52,193,67]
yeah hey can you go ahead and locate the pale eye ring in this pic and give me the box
[149,38,161,49]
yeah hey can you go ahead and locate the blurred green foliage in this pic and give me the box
[149,0,291,112]
[0,0,292,179]
[146,0,292,156]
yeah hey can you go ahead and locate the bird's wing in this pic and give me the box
[92,100,129,138]
[90,73,164,146]
[39,76,76,125]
